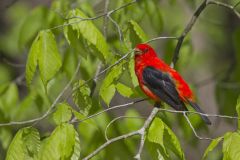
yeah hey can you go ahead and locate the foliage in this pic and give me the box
[0,0,240,159]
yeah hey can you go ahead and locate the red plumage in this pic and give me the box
[134,43,211,125]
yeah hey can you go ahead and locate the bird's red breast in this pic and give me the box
[134,44,194,102]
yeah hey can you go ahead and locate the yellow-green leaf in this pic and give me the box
[25,30,62,88]
[6,127,40,160]
[53,103,72,125]
[66,9,111,62]
[38,124,78,160]
[38,30,62,86]
[99,62,124,106]
[223,132,240,160]
[202,137,223,160]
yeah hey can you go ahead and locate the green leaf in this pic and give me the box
[53,103,72,125]
[25,30,62,87]
[70,131,81,160]
[73,80,92,116]
[25,34,40,86]
[127,20,148,48]
[147,117,165,148]
[202,137,223,160]
[66,9,111,62]
[116,83,135,98]
[236,96,240,130]
[223,132,240,160]
[164,121,185,160]
[99,62,124,106]
[128,58,139,87]
[6,127,40,160]
[39,123,79,160]
[147,117,184,159]
[37,30,62,86]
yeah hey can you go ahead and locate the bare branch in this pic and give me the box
[183,112,212,140]
[158,108,240,120]
[108,15,124,44]
[145,36,178,43]
[105,116,146,141]
[103,0,110,37]
[70,98,147,124]
[82,130,139,160]
[134,107,159,160]
[172,0,207,67]
[49,0,137,30]
[207,0,240,18]
[82,107,159,160]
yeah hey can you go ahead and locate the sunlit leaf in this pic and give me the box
[147,117,165,148]
[6,127,40,160]
[128,58,139,87]
[99,62,124,106]
[116,83,135,98]
[38,123,78,160]
[223,132,240,160]
[25,30,62,88]
[53,103,72,125]
[25,34,40,86]
[71,131,81,160]
[66,9,111,62]
[202,137,223,160]
[164,121,185,160]
[127,20,148,48]
[37,30,62,86]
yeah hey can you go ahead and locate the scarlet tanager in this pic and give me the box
[134,43,211,125]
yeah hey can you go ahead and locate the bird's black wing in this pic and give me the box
[142,66,187,111]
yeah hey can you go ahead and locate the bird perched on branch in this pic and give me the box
[134,43,211,125]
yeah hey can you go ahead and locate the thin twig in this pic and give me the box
[145,36,178,43]
[82,107,159,160]
[158,108,240,120]
[72,49,133,93]
[183,112,212,140]
[105,116,146,141]
[103,0,110,37]
[134,107,159,160]
[172,0,207,67]
[70,98,147,124]
[82,130,139,160]
[207,0,240,18]
[108,15,124,44]
[3,58,25,68]
[49,0,137,30]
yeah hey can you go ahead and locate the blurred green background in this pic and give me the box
[0,0,240,159]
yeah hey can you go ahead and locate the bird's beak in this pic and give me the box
[134,48,142,55]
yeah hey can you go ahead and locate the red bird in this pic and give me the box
[134,43,211,125]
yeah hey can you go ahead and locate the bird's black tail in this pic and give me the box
[188,100,212,125]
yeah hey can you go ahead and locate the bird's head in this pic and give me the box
[134,43,157,58]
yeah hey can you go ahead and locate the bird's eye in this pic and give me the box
[143,48,149,53]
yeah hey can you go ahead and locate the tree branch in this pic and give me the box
[134,107,159,160]
[172,0,207,67]
[82,107,159,160]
